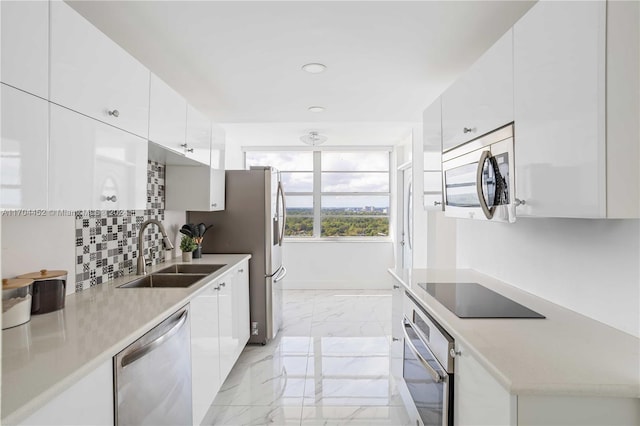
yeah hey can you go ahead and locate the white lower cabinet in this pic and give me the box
[0,84,49,209]
[454,343,516,426]
[191,278,222,425]
[191,261,250,425]
[219,261,250,382]
[19,361,113,426]
[48,104,148,210]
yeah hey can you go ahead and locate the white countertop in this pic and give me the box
[389,268,640,399]
[2,254,251,424]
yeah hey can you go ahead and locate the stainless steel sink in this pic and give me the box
[153,264,226,274]
[118,273,207,289]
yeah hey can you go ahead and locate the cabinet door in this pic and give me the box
[165,166,225,211]
[191,283,221,425]
[513,1,606,218]
[389,280,404,382]
[1,85,48,209]
[454,343,516,426]
[210,124,226,170]
[50,1,150,138]
[21,360,113,426]
[233,260,250,357]
[442,29,513,151]
[49,105,147,210]
[422,98,443,211]
[209,169,226,211]
[185,105,212,165]
[217,272,236,383]
[1,0,49,98]
[149,74,187,153]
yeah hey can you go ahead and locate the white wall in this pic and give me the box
[457,218,640,337]
[1,215,77,294]
[283,241,394,289]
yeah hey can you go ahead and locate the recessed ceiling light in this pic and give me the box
[301,63,327,74]
[308,106,325,113]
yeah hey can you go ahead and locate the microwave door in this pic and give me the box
[476,150,497,220]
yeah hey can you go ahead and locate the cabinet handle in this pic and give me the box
[186,148,194,153]
[433,201,442,206]
[463,127,475,134]
[219,282,226,287]
[180,143,188,148]
[393,285,400,289]
[102,195,117,202]
[108,109,120,118]
[213,286,220,291]
[392,337,400,342]
[514,198,526,207]
[211,203,217,207]
[238,269,244,273]
[450,348,462,358]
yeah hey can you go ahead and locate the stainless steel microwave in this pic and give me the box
[442,124,518,222]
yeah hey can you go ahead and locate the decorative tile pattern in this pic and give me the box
[74,161,166,292]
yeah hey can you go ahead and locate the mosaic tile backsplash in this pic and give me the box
[74,161,167,291]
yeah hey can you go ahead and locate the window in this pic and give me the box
[245,148,391,238]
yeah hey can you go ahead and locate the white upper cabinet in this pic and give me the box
[149,74,188,154]
[165,166,225,211]
[49,1,150,139]
[422,98,444,211]
[1,0,49,99]
[1,85,49,209]
[514,1,611,218]
[185,105,212,165]
[514,0,605,218]
[210,124,226,170]
[49,104,147,210]
[441,29,514,152]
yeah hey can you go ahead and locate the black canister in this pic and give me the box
[17,270,67,315]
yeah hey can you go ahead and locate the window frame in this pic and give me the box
[244,146,392,241]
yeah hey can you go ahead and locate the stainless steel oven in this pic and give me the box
[403,292,454,426]
[442,123,518,222]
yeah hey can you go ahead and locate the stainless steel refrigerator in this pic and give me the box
[188,167,286,345]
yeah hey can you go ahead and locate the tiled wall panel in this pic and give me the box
[74,161,166,291]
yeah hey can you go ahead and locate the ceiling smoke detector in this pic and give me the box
[300,131,327,146]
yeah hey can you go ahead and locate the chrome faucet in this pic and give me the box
[137,219,174,275]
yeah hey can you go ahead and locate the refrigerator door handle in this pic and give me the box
[277,181,286,246]
[273,266,287,283]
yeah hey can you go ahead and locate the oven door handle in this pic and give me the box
[476,150,496,220]
[402,319,446,384]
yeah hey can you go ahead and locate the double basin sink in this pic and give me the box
[118,264,226,289]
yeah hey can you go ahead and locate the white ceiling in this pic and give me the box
[69,0,535,145]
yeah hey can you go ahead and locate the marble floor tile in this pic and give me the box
[299,405,412,426]
[205,289,410,425]
[202,404,303,425]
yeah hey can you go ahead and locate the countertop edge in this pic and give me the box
[2,254,252,424]
[387,268,640,399]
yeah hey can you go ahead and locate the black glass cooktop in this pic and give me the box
[417,282,545,319]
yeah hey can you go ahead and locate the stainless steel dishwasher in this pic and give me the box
[114,305,192,425]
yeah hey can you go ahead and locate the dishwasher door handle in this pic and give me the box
[121,309,189,368]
